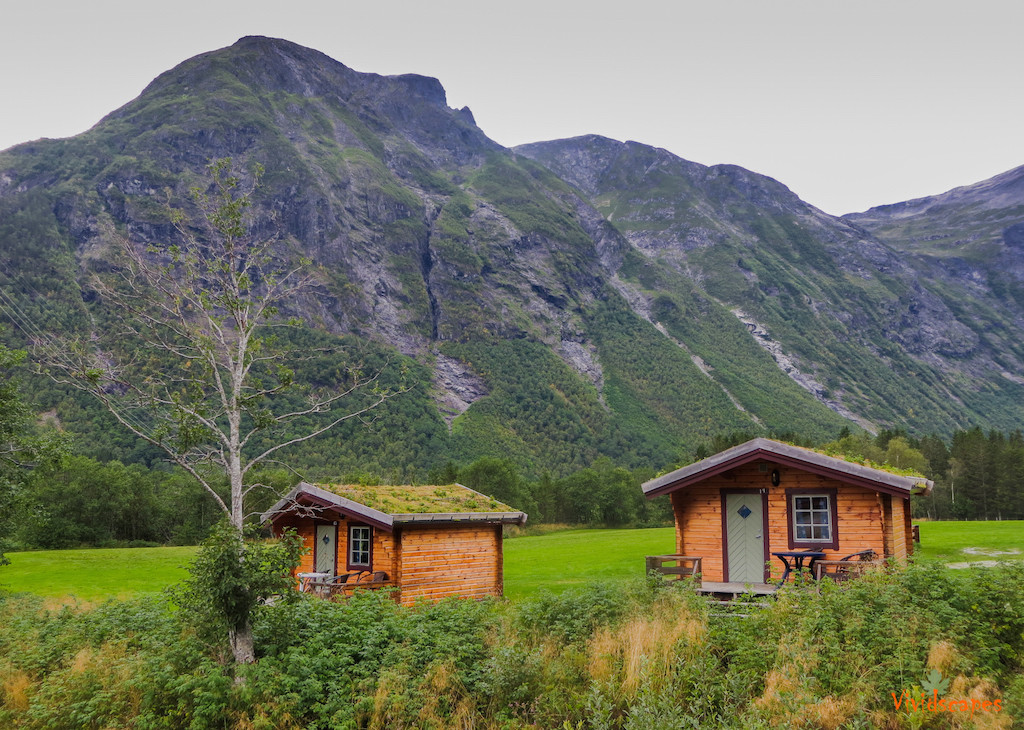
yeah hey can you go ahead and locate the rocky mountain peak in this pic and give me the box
[2,37,1023,477]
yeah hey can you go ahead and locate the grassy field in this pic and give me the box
[913,519,1024,565]
[502,527,674,600]
[1,521,1021,604]
[0,546,198,604]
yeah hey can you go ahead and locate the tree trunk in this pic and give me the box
[229,620,255,665]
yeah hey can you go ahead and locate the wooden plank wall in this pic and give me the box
[896,497,912,562]
[671,462,891,582]
[672,487,726,581]
[397,524,502,606]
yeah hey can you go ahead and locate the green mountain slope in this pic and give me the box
[517,136,1024,436]
[0,37,1021,480]
[845,166,1024,391]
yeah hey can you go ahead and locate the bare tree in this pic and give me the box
[40,159,403,662]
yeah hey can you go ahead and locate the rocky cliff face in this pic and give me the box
[517,136,1022,432]
[845,165,1024,388]
[1,37,1022,477]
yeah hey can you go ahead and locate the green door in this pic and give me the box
[314,524,336,575]
[724,492,765,584]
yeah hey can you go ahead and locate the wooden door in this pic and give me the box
[724,492,766,583]
[314,523,337,575]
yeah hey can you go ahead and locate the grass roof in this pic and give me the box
[312,483,517,515]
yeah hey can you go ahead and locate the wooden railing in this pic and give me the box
[301,571,394,599]
[645,555,702,584]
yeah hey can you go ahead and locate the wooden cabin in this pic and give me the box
[642,438,933,585]
[262,482,527,606]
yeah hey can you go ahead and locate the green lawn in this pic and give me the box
[502,527,675,600]
[2,521,1021,604]
[0,546,198,604]
[913,520,1024,566]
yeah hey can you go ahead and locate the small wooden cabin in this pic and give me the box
[642,438,933,584]
[262,482,527,606]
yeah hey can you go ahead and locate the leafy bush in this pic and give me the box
[516,582,639,644]
[1,563,1022,728]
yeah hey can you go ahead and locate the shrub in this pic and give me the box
[1,561,1022,728]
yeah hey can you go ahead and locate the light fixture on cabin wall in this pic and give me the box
[770,469,781,486]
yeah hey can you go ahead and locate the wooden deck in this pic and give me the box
[646,555,780,603]
[695,581,778,599]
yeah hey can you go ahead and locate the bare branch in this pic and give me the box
[242,385,407,476]
[34,159,405,531]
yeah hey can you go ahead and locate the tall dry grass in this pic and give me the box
[588,592,706,699]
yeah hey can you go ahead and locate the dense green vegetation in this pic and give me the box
[0,342,67,564]
[584,295,753,465]
[614,254,851,441]
[880,427,1024,521]
[1,561,1021,728]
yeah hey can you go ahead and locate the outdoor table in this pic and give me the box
[772,551,825,586]
[297,571,330,593]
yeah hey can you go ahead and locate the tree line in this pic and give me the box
[4,423,1021,555]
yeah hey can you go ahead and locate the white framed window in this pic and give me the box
[792,494,832,541]
[348,524,371,569]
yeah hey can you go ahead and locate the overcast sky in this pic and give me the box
[3,0,1022,215]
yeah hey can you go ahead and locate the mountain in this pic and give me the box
[0,36,1022,480]
[845,167,1024,393]
[516,137,1024,432]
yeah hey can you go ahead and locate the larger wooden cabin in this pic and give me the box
[262,482,526,605]
[643,438,932,584]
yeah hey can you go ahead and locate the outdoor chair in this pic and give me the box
[318,571,363,597]
[814,549,878,582]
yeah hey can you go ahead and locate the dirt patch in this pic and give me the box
[947,560,1002,569]
[947,547,1021,569]
[961,547,1021,556]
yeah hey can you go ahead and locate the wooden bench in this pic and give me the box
[814,549,879,583]
[646,555,702,585]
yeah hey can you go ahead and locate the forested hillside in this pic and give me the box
[1,35,1023,484]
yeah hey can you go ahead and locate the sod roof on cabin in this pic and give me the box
[312,483,516,515]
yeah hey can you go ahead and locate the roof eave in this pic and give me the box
[643,439,933,499]
[261,482,396,532]
[261,483,528,528]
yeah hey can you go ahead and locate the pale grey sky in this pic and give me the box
[2,0,1022,215]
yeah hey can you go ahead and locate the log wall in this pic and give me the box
[897,497,913,560]
[396,523,503,606]
[670,462,897,583]
[274,515,505,604]
[273,515,317,577]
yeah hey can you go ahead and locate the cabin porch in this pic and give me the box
[297,570,395,599]
[646,554,779,599]
[646,551,881,603]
